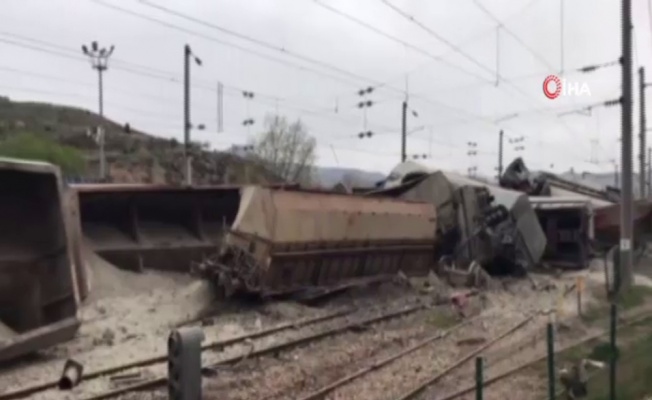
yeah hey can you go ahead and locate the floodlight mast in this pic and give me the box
[81,41,114,180]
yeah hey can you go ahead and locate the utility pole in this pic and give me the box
[357,87,374,142]
[639,67,647,198]
[620,0,634,290]
[610,1,633,398]
[217,81,224,133]
[614,162,620,188]
[184,44,202,186]
[467,141,478,177]
[401,100,407,162]
[648,147,651,196]
[82,41,114,181]
[497,130,504,179]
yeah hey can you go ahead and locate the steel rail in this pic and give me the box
[295,314,484,400]
[392,311,540,400]
[421,311,652,400]
[81,302,432,400]
[0,307,354,400]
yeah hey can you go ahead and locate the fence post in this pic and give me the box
[547,322,555,400]
[609,302,618,400]
[577,277,583,317]
[475,356,483,400]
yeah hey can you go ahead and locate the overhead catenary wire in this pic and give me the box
[90,0,363,88]
[0,53,614,167]
[379,0,502,81]
[312,0,494,84]
[323,0,545,106]
[312,0,597,159]
[108,0,503,125]
[463,0,599,157]
[133,0,380,86]
[0,32,404,135]
[0,1,620,172]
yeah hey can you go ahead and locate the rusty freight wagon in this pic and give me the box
[0,159,82,362]
[200,186,438,297]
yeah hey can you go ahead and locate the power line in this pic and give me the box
[0,32,403,134]
[127,0,496,123]
[472,0,556,71]
[312,0,493,84]
[467,0,594,153]
[318,0,544,109]
[377,0,619,154]
[132,0,377,86]
[94,4,492,126]
[91,0,364,88]
[379,0,500,80]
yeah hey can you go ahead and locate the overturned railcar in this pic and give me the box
[372,161,546,275]
[203,186,438,297]
[0,158,81,362]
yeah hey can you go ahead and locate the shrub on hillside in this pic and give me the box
[0,133,86,175]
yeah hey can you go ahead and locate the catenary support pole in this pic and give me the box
[639,67,646,198]
[498,129,504,179]
[401,100,407,162]
[620,0,634,288]
[184,45,191,185]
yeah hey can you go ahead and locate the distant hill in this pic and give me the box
[0,96,281,185]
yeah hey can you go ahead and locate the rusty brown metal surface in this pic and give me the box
[73,184,245,272]
[64,189,89,301]
[0,158,80,362]
[0,317,80,363]
[205,186,437,296]
[529,198,593,269]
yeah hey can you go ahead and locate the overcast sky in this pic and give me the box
[0,0,649,177]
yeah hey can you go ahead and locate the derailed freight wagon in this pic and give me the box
[371,161,546,276]
[200,186,438,297]
[0,158,83,362]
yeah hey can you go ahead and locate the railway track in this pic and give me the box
[0,307,356,400]
[261,307,652,400]
[1,296,446,400]
[222,308,536,400]
[430,310,652,400]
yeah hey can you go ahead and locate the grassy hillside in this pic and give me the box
[0,95,281,185]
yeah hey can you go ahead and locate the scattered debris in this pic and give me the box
[58,359,84,390]
[456,337,487,346]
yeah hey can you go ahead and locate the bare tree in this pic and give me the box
[249,115,317,185]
